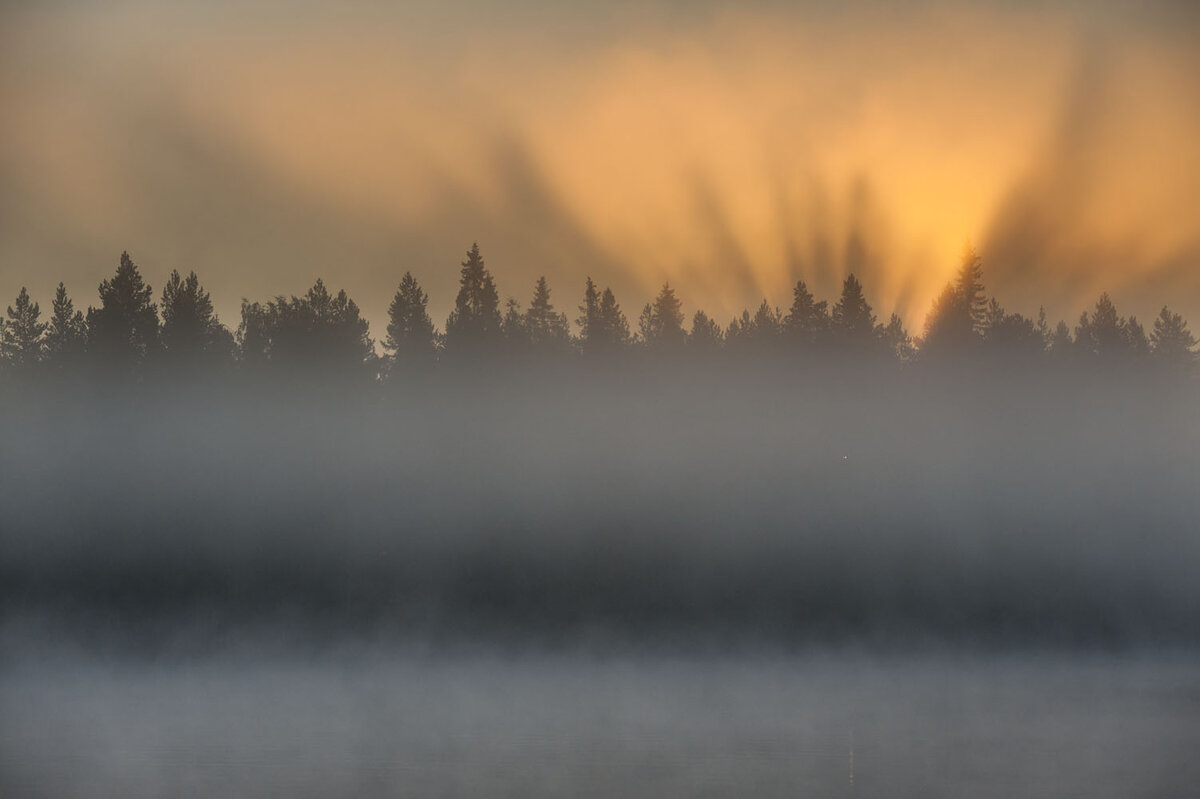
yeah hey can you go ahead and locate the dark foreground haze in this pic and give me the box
[2,364,1199,796]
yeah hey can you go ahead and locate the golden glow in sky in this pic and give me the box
[2,1,1198,332]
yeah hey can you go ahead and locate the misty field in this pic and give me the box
[3,649,1198,798]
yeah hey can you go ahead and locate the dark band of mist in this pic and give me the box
[2,362,1198,652]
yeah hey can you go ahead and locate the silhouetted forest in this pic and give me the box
[1,243,1196,385]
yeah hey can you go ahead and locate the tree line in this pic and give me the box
[1,243,1196,383]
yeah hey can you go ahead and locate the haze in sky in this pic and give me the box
[2,0,1198,334]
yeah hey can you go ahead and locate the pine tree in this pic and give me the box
[502,297,526,349]
[238,279,373,377]
[726,301,781,353]
[1124,315,1150,357]
[831,274,876,346]
[687,310,723,351]
[160,269,232,362]
[45,282,86,364]
[879,313,915,362]
[87,251,159,376]
[1048,320,1073,359]
[1150,306,1197,368]
[523,276,570,351]
[638,282,685,350]
[1075,292,1133,360]
[444,242,502,356]
[384,271,436,364]
[978,298,1044,359]
[782,279,829,349]
[2,287,48,368]
[591,287,630,353]
[576,276,600,346]
[920,282,972,357]
[956,246,987,335]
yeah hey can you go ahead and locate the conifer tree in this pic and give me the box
[576,276,600,345]
[160,269,233,362]
[782,279,829,349]
[1048,320,1074,359]
[920,247,990,356]
[1124,315,1150,357]
[87,251,159,376]
[879,313,915,362]
[45,283,86,364]
[1150,306,1197,368]
[238,279,373,377]
[956,246,988,335]
[638,282,686,350]
[523,276,570,351]
[592,287,631,353]
[1075,292,1141,362]
[687,310,723,351]
[831,274,876,346]
[444,242,502,356]
[2,287,48,368]
[384,271,437,364]
[502,297,526,349]
[726,301,782,352]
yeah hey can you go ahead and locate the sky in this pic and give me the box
[2,0,1198,334]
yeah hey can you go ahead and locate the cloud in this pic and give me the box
[1,0,1197,333]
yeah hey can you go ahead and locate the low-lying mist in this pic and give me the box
[2,361,1198,651]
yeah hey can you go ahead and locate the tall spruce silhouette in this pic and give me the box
[578,279,630,355]
[727,300,782,353]
[637,282,686,351]
[2,287,48,369]
[687,310,723,352]
[921,248,987,357]
[45,283,87,367]
[831,274,876,348]
[444,243,502,357]
[86,252,159,378]
[384,271,437,368]
[1075,292,1145,363]
[1150,306,1197,369]
[783,279,830,351]
[595,287,630,352]
[523,276,570,352]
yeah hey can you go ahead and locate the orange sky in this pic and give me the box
[2,1,1198,335]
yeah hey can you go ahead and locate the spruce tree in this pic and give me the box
[87,251,159,376]
[782,279,829,349]
[160,269,232,363]
[238,279,373,377]
[879,313,915,362]
[2,287,48,368]
[831,274,876,346]
[638,282,685,351]
[687,310,723,351]
[956,246,987,336]
[384,271,437,364]
[45,283,86,364]
[502,297,526,349]
[595,287,631,351]
[576,277,600,352]
[444,242,502,356]
[523,276,569,351]
[1150,306,1197,368]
